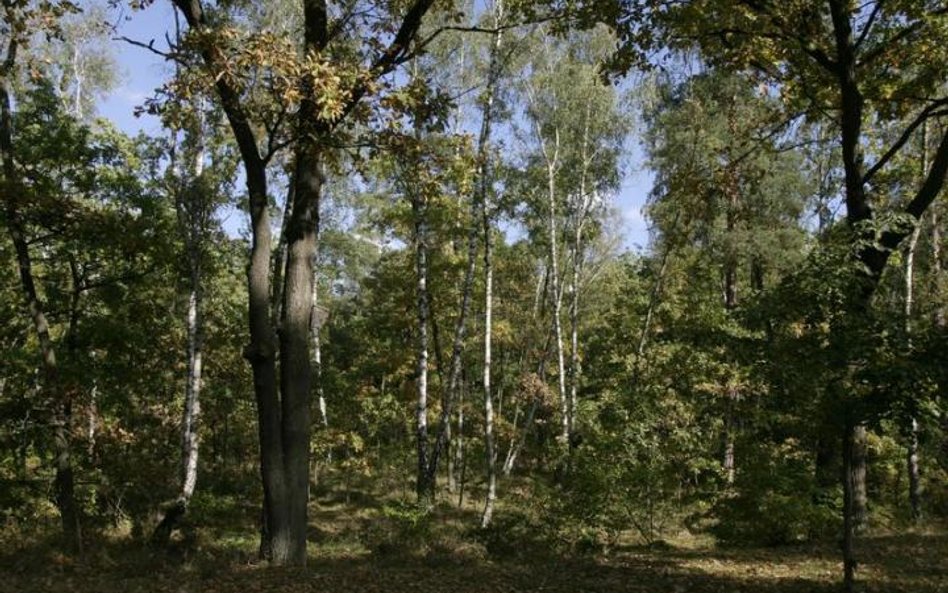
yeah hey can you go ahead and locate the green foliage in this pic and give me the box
[711,439,841,547]
[361,499,434,557]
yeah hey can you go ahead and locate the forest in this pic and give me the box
[0,0,946,592]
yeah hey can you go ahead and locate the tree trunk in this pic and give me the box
[480,169,496,528]
[311,263,328,432]
[842,423,858,593]
[852,423,868,531]
[153,261,204,546]
[275,127,324,563]
[907,417,921,521]
[723,410,736,486]
[272,177,295,329]
[456,378,466,508]
[1,30,81,553]
[933,209,944,328]
[722,154,739,485]
[172,0,438,564]
[421,4,504,492]
[154,105,208,547]
[548,161,568,444]
[902,131,926,520]
[567,229,581,443]
[412,188,433,506]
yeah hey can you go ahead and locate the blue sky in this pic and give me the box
[99,2,653,251]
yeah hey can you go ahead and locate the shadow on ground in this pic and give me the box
[1,525,945,593]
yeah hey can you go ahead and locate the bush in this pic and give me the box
[711,439,840,546]
[361,500,432,557]
[473,510,553,560]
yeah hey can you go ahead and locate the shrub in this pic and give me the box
[361,500,432,557]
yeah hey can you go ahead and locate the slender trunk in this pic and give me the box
[446,411,455,494]
[272,177,296,329]
[903,127,925,521]
[153,261,204,544]
[907,417,921,521]
[852,423,868,531]
[842,423,858,593]
[182,265,203,501]
[154,107,208,546]
[933,209,944,328]
[480,177,496,528]
[933,209,948,466]
[722,143,739,485]
[567,230,580,443]
[87,381,97,458]
[565,103,593,443]
[412,189,433,505]
[548,160,568,443]
[422,8,503,490]
[723,413,736,485]
[311,263,328,431]
[456,377,466,508]
[637,218,676,359]
[1,31,81,553]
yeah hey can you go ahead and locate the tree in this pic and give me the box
[611,2,948,588]
[164,0,442,563]
[0,0,84,552]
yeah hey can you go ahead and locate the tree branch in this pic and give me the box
[863,97,948,185]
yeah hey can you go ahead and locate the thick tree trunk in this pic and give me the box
[1,31,81,553]
[275,131,324,563]
[172,0,436,564]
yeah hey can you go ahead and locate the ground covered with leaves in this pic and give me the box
[2,488,945,593]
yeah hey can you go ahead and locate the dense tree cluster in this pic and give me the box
[1,1,946,592]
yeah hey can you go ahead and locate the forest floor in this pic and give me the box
[2,482,946,593]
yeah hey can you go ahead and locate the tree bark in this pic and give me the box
[480,189,496,527]
[933,209,944,328]
[842,423,858,593]
[312,269,329,432]
[852,423,868,531]
[456,377,466,508]
[903,128,924,522]
[412,185,433,506]
[548,160,568,444]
